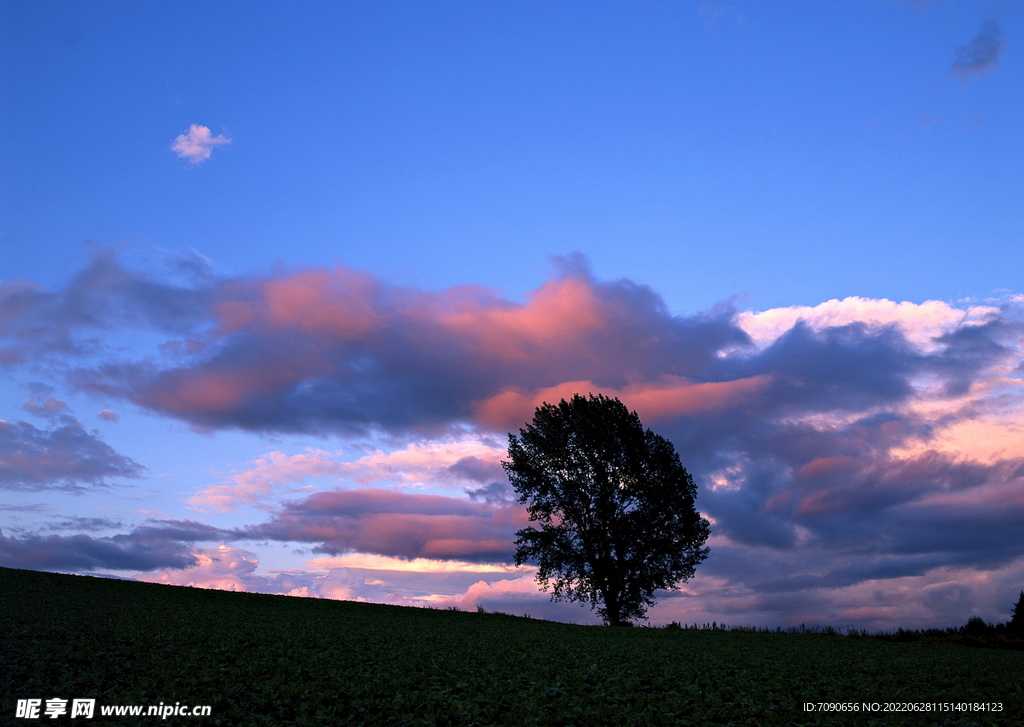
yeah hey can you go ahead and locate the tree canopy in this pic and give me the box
[505,394,710,626]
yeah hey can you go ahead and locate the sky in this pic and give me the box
[1,0,1023,630]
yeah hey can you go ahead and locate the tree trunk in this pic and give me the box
[604,590,624,627]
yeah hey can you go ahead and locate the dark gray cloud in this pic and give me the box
[0,247,214,365]
[0,530,189,571]
[0,418,144,491]
[950,21,1004,79]
[49,517,124,532]
[465,480,515,504]
[0,519,234,572]
[447,455,506,483]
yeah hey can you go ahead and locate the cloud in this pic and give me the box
[0,247,214,366]
[187,448,347,512]
[950,21,1005,80]
[0,518,235,573]
[149,550,566,618]
[7,250,1024,628]
[22,383,70,419]
[45,256,1015,453]
[305,553,523,574]
[340,438,508,488]
[430,574,600,622]
[47,517,124,532]
[647,551,1024,629]
[136,545,259,591]
[58,260,754,433]
[135,546,499,605]
[735,297,999,353]
[246,488,525,563]
[170,124,231,164]
[465,480,514,504]
[97,409,119,422]
[0,528,190,571]
[473,375,772,432]
[186,436,509,512]
[0,418,144,491]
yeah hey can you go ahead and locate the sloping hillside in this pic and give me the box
[2,567,1021,726]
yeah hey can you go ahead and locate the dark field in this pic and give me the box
[2,567,1021,726]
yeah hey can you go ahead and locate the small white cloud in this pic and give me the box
[171,124,231,164]
[97,409,119,422]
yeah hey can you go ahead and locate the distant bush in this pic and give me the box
[650,615,1024,649]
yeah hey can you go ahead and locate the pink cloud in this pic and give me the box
[434,575,548,610]
[336,438,507,489]
[136,545,257,591]
[136,550,399,604]
[187,448,344,512]
[428,276,607,363]
[170,124,231,164]
[306,553,524,573]
[214,268,381,336]
[248,488,528,563]
[474,375,772,431]
[796,456,853,480]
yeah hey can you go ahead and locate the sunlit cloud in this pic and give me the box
[187,436,508,512]
[306,553,527,574]
[136,545,258,591]
[473,375,772,431]
[430,575,546,608]
[187,448,345,512]
[735,297,1000,353]
[338,437,507,489]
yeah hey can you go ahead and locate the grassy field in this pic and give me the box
[2,567,1021,726]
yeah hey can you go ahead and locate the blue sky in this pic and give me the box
[4,1,1021,307]
[2,1,1023,629]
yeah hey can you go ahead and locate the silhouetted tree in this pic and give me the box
[963,616,991,638]
[1010,591,1024,635]
[505,394,710,626]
